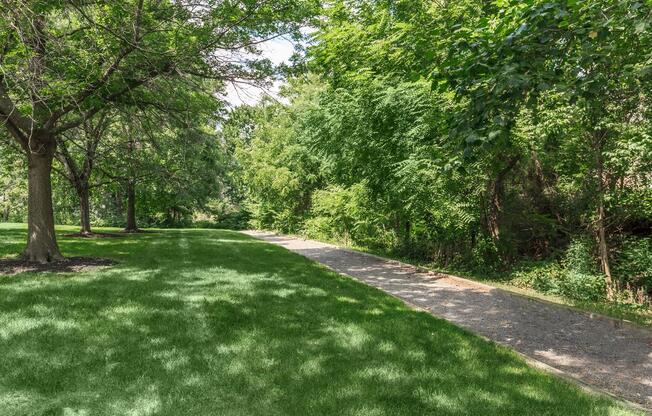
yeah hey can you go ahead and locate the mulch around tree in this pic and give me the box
[0,257,116,275]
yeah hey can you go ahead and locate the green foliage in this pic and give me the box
[563,236,599,276]
[304,183,393,248]
[510,260,605,303]
[510,261,566,294]
[303,185,361,243]
[218,0,652,312]
[557,272,606,303]
[613,237,652,305]
[0,141,27,222]
[557,237,605,302]
[468,237,502,273]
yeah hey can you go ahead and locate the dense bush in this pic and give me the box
[224,79,651,308]
[510,260,605,303]
[304,184,393,248]
[613,237,652,306]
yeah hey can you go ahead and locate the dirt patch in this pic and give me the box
[0,257,116,275]
[63,232,124,238]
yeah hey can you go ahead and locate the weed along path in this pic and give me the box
[243,230,652,411]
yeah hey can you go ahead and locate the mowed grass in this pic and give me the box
[0,224,641,416]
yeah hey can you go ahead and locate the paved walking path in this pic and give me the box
[243,231,652,411]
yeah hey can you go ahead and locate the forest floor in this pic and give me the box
[244,230,652,412]
[0,224,646,415]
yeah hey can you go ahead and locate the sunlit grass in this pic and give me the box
[0,223,642,415]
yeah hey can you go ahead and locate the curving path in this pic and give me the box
[243,230,652,412]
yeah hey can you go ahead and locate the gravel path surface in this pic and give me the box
[243,231,652,411]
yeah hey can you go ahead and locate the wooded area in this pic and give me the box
[223,0,652,312]
[1,0,651,313]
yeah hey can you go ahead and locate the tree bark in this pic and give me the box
[125,179,137,232]
[77,185,92,235]
[486,186,501,243]
[23,141,63,262]
[2,205,8,222]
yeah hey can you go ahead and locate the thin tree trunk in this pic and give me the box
[404,219,411,245]
[487,184,501,243]
[23,142,63,262]
[125,179,137,232]
[596,145,614,300]
[2,205,8,222]
[78,185,92,234]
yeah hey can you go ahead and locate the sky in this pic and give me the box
[223,36,298,107]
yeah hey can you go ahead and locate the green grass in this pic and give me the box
[0,224,642,415]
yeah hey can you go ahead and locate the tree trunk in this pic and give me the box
[404,219,411,243]
[125,179,137,232]
[596,145,615,300]
[2,205,8,222]
[486,155,520,244]
[23,143,63,262]
[487,185,501,243]
[77,185,92,235]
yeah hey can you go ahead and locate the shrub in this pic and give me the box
[562,236,598,275]
[468,237,502,274]
[554,236,606,301]
[557,271,606,302]
[303,183,393,248]
[613,237,652,305]
[303,185,357,242]
[510,261,564,293]
[509,256,605,302]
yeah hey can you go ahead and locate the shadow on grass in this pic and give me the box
[0,225,638,415]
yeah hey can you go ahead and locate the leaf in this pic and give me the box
[588,31,598,39]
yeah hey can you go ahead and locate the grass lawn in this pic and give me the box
[0,223,642,415]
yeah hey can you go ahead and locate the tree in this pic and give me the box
[91,91,223,231]
[436,0,652,297]
[55,113,112,235]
